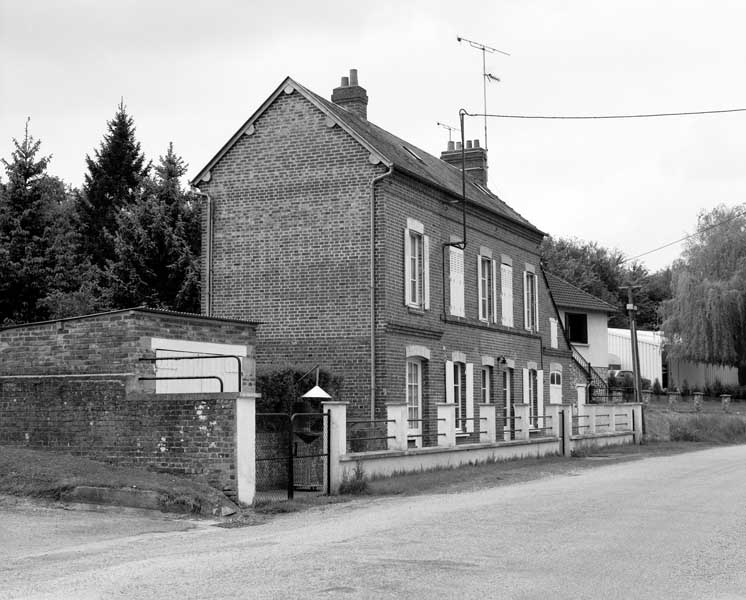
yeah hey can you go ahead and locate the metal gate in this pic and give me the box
[255,411,330,501]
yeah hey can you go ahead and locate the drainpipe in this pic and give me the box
[190,187,213,316]
[370,164,394,420]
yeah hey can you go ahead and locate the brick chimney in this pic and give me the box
[440,139,488,187]
[331,68,368,119]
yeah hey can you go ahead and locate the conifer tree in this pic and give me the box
[0,120,69,323]
[78,100,149,266]
[105,143,200,312]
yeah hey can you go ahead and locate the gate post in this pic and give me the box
[322,400,348,494]
[236,391,260,505]
[386,401,408,451]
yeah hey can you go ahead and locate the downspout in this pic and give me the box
[370,164,394,420]
[191,187,213,316]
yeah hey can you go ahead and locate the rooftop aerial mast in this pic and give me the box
[456,35,510,151]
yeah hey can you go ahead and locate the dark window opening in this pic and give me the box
[566,313,588,344]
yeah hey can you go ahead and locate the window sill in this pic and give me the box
[571,342,589,347]
[406,306,426,315]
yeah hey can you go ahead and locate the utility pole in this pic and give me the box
[620,286,644,404]
[456,35,509,151]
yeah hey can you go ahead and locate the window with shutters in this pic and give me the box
[478,254,497,323]
[523,269,538,332]
[501,262,513,327]
[528,368,538,428]
[502,367,513,424]
[481,366,493,404]
[404,219,429,310]
[446,358,473,434]
[449,246,465,317]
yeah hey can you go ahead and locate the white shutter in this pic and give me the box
[492,260,498,323]
[465,363,474,433]
[445,360,454,403]
[501,264,513,327]
[550,319,558,349]
[523,271,530,330]
[534,275,540,332]
[537,370,544,421]
[477,256,485,321]
[423,235,430,310]
[449,247,465,317]
[404,228,411,306]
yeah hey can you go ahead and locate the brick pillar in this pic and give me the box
[576,383,587,407]
[386,401,408,451]
[236,391,259,505]
[322,401,348,494]
[437,403,456,448]
[478,403,496,443]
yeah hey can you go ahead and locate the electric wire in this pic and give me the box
[622,206,746,263]
[464,108,746,120]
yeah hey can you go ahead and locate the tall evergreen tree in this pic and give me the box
[78,100,149,266]
[0,120,69,323]
[105,143,201,312]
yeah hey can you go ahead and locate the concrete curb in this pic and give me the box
[59,486,238,516]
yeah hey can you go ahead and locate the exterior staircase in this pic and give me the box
[571,346,609,402]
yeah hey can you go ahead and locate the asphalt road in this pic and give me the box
[2,445,745,600]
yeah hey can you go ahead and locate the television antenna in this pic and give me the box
[456,35,510,151]
[437,121,458,142]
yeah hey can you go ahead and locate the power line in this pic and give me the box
[465,108,746,120]
[622,206,746,263]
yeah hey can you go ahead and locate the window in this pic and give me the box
[449,246,465,317]
[566,313,588,344]
[404,220,429,309]
[549,368,562,404]
[501,260,513,327]
[406,359,422,435]
[523,367,544,429]
[550,371,561,385]
[478,254,497,323]
[481,366,493,404]
[446,358,473,433]
[523,268,538,332]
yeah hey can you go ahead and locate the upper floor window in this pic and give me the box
[523,266,538,332]
[566,312,588,344]
[449,245,465,317]
[550,318,559,349]
[501,258,514,327]
[404,219,429,310]
[478,250,497,323]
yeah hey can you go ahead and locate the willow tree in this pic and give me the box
[661,204,746,370]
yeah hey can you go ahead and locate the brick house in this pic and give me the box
[192,69,579,446]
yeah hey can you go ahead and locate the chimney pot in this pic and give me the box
[349,69,358,86]
[456,141,463,150]
[341,76,349,87]
[447,140,455,151]
[466,140,473,149]
[473,139,480,148]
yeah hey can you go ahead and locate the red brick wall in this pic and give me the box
[201,89,382,414]
[0,309,256,389]
[0,378,238,493]
[375,173,578,436]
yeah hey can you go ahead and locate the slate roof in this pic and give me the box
[193,76,542,236]
[544,272,618,313]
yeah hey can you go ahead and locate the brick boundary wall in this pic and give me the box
[0,377,239,495]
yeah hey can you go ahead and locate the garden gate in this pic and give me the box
[255,410,330,501]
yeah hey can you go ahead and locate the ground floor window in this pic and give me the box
[528,369,538,428]
[481,366,493,404]
[406,359,422,435]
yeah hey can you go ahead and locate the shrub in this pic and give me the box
[681,379,691,397]
[256,367,342,413]
[652,378,663,395]
[641,377,651,390]
[339,462,369,495]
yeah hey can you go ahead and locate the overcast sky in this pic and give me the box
[2,0,744,272]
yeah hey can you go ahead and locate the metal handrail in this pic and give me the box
[138,375,224,392]
[141,354,242,391]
